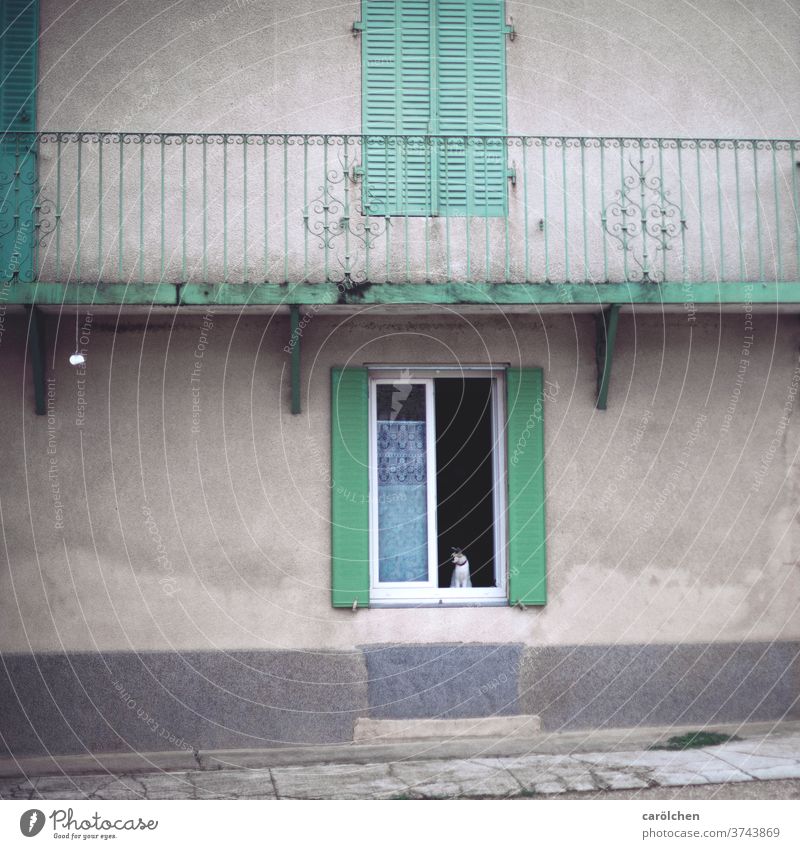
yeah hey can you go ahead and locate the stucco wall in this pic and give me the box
[38,0,362,134]
[32,2,800,287]
[1,308,798,653]
[5,1,798,749]
[38,0,799,137]
[506,0,800,138]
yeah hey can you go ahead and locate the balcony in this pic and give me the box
[2,133,799,304]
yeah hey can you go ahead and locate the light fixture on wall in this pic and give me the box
[69,292,85,366]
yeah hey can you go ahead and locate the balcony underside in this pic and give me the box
[5,280,800,306]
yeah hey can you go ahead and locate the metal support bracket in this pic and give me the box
[595,304,620,410]
[352,20,364,35]
[504,19,516,40]
[506,166,516,186]
[290,305,301,414]
[25,305,46,415]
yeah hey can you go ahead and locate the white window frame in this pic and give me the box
[368,366,507,607]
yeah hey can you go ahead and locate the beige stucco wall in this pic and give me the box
[1,308,798,651]
[4,3,799,653]
[38,0,799,137]
[38,0,361,134]
[506,0,800,139]
[32,1,800,287]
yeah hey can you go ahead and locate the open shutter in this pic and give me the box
[331,367,370,607]
[362,0,432,215]
[0,0,38,283]
[506,368,546,605]
[436,0,507,215]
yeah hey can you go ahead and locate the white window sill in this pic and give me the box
[369,589,508,608]
[368,599,510,608]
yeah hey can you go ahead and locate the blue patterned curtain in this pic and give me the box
[377,421,428,582]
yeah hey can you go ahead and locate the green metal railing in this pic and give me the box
[2,132,799,286]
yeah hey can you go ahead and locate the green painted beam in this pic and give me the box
[595,304,620,410]
[177,280,800,306]
[6,280,800,306]
[9,282,178,305]
[25,306,46,416]
[290,304,301,415]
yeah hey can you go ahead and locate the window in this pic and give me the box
[369,370,506,604]
[331,366,546,608]
[360,0,508,216]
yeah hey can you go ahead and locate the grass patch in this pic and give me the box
[650,731,741,751]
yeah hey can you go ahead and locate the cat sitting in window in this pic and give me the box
[450,547,472,588]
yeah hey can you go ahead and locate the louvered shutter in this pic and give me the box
[506,368,547,605]
[362,0,432,215]
[436,0,507,215]
[0,0,38,283]
[1,0,37,133]
[331,367,371,607]
[362,0,507,217]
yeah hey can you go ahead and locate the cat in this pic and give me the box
[450,547,472,588]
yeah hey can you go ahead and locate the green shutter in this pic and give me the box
[0,0,38,283]
[436,0,507,215]
[1,0,38,132]
[331,367,371,607]
[506,368,546,605]
[362,0,432,215]
[361,0,507,216]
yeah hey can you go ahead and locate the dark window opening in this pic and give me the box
[434,378,496,588]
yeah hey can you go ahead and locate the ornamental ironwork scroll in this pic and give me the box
[0,135,44,284]
[302,138,388,285]
[602,142,685,283]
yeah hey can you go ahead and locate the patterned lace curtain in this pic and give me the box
[377,420,428,582]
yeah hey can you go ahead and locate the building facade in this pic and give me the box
[1,0,799,756]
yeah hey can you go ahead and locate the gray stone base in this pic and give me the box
[0,651,367,757]
[518,642,800,731]
[361,643,523,719]
[1,642,797,756]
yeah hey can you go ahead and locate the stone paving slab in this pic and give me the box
[500,754,598,794]
[572,748,734,769]
[710,744,800,773]
[271,763,407,800]
[3,732,800,800]
[745,765,800,781]
[27,775,120,799]
[191,770,276,799]
[390,758,521,799]
[572,749,754,785]
[715,735,800,758]
[594,770,650,790]
[136,774,202,800]
[0,770,278,801]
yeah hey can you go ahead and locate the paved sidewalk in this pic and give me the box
[2,730,799,800]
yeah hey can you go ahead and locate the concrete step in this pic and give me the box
[353,714,541,742]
